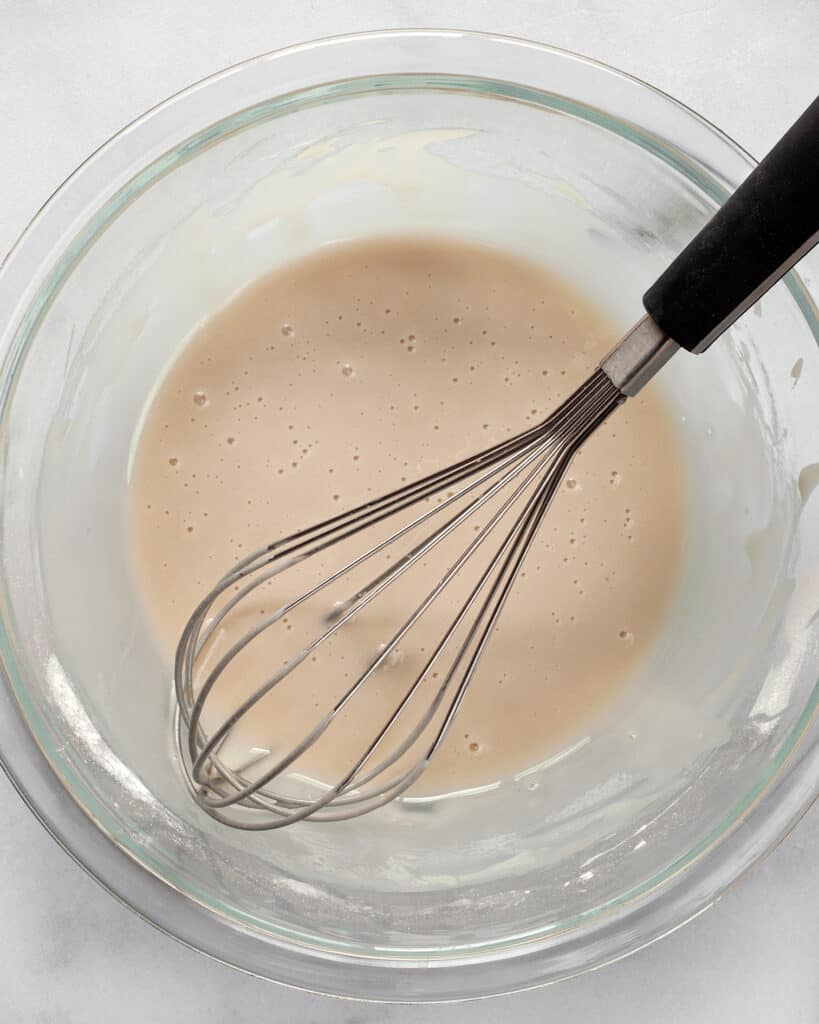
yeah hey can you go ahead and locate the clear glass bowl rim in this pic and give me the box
[0,28,816,1003]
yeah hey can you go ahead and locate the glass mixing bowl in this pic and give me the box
[0,30,817,1002]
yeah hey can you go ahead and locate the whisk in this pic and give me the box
[175,97,819,829]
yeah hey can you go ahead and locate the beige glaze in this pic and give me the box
[130,237,686,795]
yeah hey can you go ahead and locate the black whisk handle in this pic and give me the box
[643,96,819,353]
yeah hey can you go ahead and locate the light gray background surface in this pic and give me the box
[1,2,816,1021]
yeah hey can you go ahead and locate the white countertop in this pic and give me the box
[1,2,816,1021]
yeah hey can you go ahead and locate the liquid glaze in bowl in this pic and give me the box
[0,31,817,1001]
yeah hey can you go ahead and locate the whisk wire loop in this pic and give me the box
[175,370,624,828]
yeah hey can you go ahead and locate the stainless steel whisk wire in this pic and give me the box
[175,371,624,828]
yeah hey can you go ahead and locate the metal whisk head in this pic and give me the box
[174,368,625,829]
